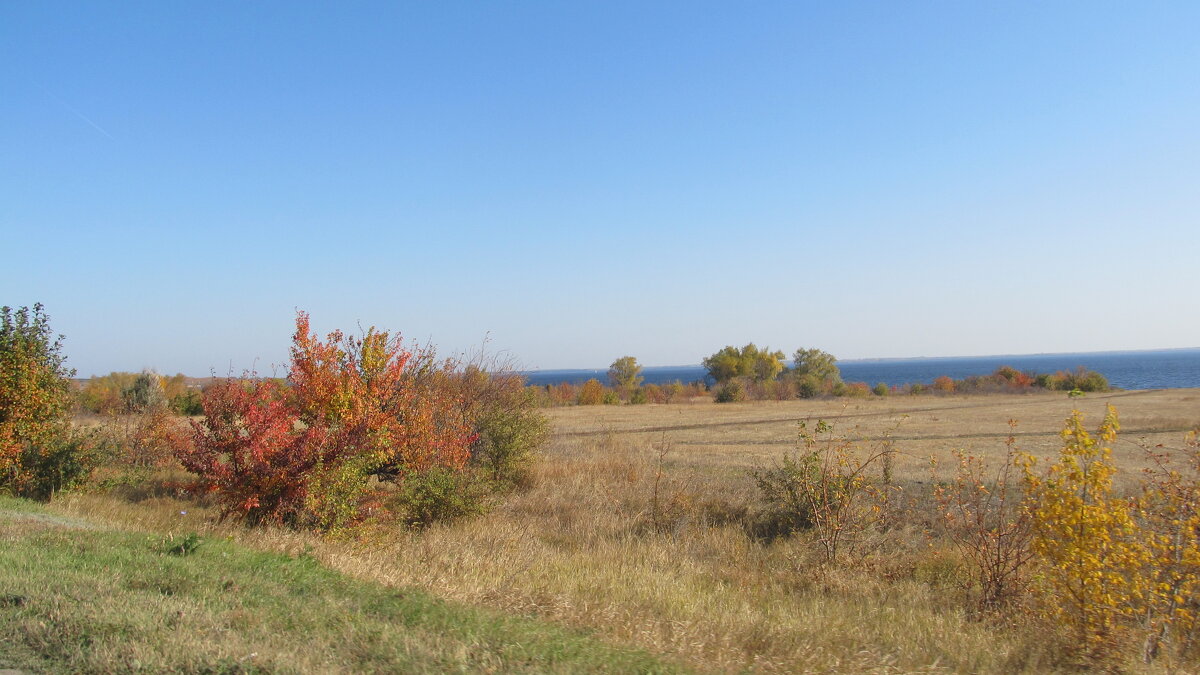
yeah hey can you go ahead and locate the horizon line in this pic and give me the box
[523,345,1200,374]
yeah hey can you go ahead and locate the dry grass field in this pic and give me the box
[22,390,1200,672]
[549,388,1200,488]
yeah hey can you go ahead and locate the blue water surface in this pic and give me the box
[523,349,1200,391]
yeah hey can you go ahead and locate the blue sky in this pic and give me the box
[3,2,1198,376]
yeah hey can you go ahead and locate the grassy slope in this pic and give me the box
[0,496,683,674]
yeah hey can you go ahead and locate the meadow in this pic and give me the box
[5,388,1199,672]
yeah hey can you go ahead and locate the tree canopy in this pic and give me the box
[607,356,643,390]
[791,348,842,385]
[702,344,786,383]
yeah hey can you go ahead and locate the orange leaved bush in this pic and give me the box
[178,312,475,528]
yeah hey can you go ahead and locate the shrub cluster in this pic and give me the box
[177,312,548,530]
[530,378,708,407]
[933,407,1200,667]
[78,371,207,416]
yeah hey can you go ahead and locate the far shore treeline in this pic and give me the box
[523,345,1109,407]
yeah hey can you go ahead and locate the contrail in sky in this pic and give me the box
[25,76,117,141]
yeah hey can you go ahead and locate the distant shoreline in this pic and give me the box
[526,346,1200,375]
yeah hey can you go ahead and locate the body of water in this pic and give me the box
[523,349,1200,391]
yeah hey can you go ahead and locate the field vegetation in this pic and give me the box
[4,304,1200,672]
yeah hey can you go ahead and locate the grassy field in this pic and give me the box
[0,496,683,674]
[4,389,1199,672]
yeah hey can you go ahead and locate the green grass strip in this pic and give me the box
[0,497,685,674]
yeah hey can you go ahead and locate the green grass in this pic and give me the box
[0,496,685,674]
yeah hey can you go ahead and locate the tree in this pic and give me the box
[123,370,168,413]
[702,344,786,383]
[1,305,102,500]
[1,305,75,481]
[608,356,643,391]
[791,348,841,384]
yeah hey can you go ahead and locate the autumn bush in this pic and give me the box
[934,425,1032,613]
[178,312,476,529]
[1139,428,1200,663]
[577,378,605,405]
[929,406,1200,667]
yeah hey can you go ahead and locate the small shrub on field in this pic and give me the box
[156,531,203,556]
[934,423,1032,612]
[1139,428,1200,663]
[843,381,871,398]
[602,390,621,405]
[542,381,578,407]
[909,383,928,395]
[643,383,667,404]
[873,382,889,397]
[1036,367,1109,392]
[641,436,697,536]
[628,387,648,405]
[392,466,491,528]
[1020,406,1145,666]
[758,377,797,401]
[12,425,111,500]
[577,378,605,405]
[932,375,956,393]
[714,379,747,403]
[110,408,189,468]
[753,420,896,562]
[455,371,549,488]
[170,388,204,416]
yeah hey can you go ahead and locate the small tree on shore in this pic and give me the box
[608,356,644,394]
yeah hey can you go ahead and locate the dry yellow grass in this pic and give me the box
[45,389,1200,673]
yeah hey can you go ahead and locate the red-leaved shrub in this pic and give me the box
[179,312,475,528]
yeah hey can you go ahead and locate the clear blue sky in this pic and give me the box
[3,2,1198,376]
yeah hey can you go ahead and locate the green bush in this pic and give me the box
[628,387,648,405]
[795,374,821,399]
[393,467,490,528]
[751,453,817,538]
[472,389,550,487]
[122,370,168,413]
[11,426,110,501]
[873,382,889,397]
[170,388,204,416]
[601,391,621,405]
[714,379,747,403]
